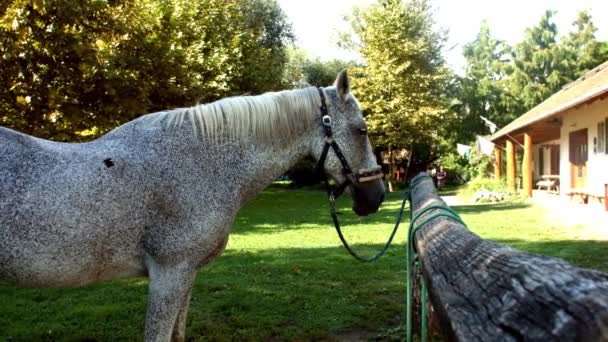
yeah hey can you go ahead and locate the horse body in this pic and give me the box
[1,125,149,285]
[0,71,385,341]
[0,114,306,283]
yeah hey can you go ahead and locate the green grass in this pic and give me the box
[1,189,606,341]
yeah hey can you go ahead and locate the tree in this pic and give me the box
[0,0,293,141]
[235,0,294,93]
[302,58,356,87]
[508,10,571,111]
[0,0,155,140]
[459,22,514,137]
[344,0,451,167]
[281,48,356,88]
[562,10,608,78]
[448,20,522,145]
[281,47,310,88]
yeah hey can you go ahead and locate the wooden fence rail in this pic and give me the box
[409,173,608,341]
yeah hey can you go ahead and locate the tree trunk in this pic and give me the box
[409,172,608,341]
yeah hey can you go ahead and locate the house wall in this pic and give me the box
[560,96,608,195]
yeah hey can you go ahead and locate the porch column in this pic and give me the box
[523,133,533,197]
[494,146,502,180]
[506,140,516,190]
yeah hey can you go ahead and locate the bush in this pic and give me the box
[440,153,470,185]
[468,154,494,179]
[440,150,495,185]
[457,176,519,203]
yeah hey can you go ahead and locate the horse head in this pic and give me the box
[312,70,385,216]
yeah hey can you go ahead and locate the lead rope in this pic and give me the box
[328,187,408,263]
[405,174,466,342]
[329,174,466,341]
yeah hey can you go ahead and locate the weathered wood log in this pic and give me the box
[409,173,608,341]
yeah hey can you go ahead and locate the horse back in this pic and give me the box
[0,125,40,154]
[0,127,55,192]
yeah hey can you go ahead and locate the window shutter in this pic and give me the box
[605,118,608,154]
[598,122,605,154]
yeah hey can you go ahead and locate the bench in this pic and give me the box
[536,175,560,192]
[566,188,604,204]
[536,179,557,191]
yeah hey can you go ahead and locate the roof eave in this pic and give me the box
[490,84,608,142]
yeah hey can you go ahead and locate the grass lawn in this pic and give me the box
[1,187,606,341]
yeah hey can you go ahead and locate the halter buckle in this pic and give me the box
[322,115,332,126]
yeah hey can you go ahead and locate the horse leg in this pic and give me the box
[144,259,195,342]
[171,286,193,342]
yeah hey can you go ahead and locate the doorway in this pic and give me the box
[569,129,588,189]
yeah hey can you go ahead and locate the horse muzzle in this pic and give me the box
[351,167,385,216]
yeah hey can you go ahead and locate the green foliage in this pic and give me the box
[562,10,608,78]
[282,47,310,88]
[234,0,294,94]
[439,152,471,184]
[458,176,515,202]
[439,149,494,185]
[468,153,494,179]
[281,48,355,88]
[302,58,356,87]
[452,10,608,145]
[508,10,570,111]
[344,0,451,163]
[0,0,293,141]
[451,21,516,142]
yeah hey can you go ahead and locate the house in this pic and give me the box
[490,60,608,205]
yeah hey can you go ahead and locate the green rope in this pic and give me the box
[327,172,468,342]
[421,268,428,342]
[329,189,408,263]
[406,175,467,342]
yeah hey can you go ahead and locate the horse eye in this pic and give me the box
[358,128,368,135]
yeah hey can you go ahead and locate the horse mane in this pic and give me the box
[145,87,323,143]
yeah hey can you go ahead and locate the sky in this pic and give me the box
[278,0,608,75]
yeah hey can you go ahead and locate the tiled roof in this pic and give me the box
[490,60,608,142]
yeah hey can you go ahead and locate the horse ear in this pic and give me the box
[334,69,350,100]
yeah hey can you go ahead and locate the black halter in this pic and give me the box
[314,87,383,200]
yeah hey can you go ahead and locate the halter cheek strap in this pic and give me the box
[314,87,383,200]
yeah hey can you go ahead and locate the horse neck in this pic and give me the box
[237,131,314,194]
[135,92,321,198]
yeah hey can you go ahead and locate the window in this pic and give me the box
[599,121,606,154]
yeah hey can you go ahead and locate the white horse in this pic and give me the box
[0,70,385,341]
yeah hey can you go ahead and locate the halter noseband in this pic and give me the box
[314,87,383,200]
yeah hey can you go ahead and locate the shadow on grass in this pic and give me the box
[233,188,529,236]
[0,244,408,342]
[1,240,606,341]
[232,189,410,235]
